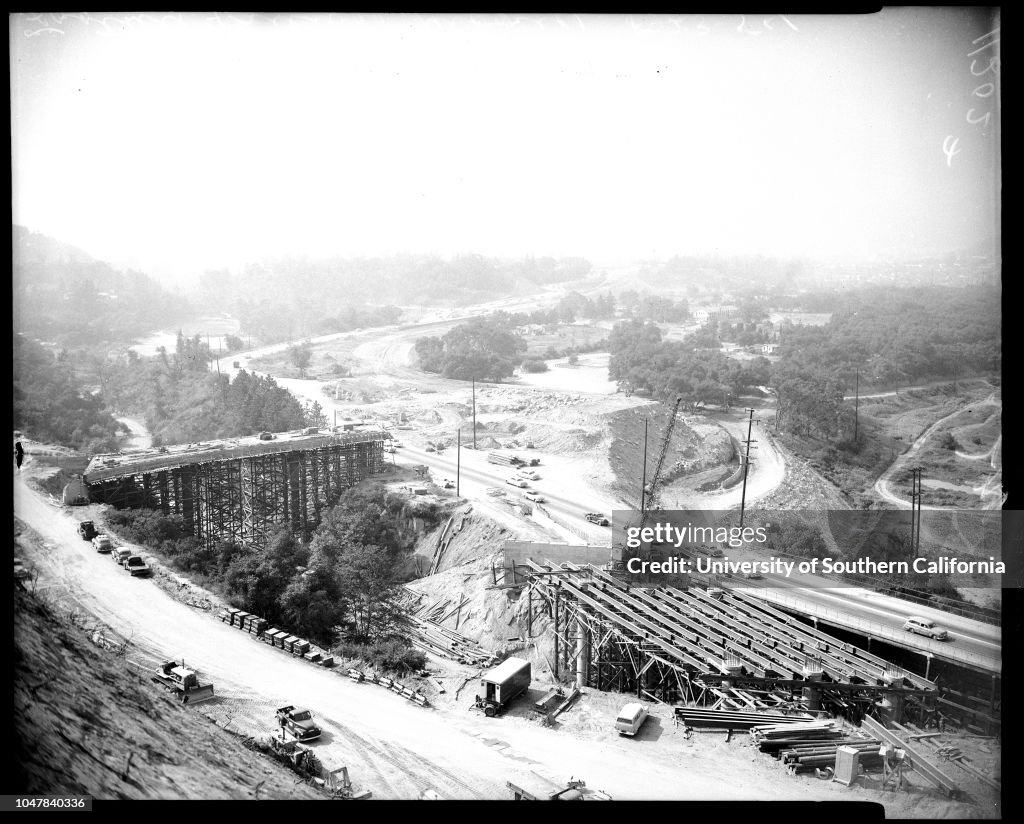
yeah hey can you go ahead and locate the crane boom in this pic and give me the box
[639,395,684,532]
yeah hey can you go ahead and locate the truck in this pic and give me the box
[489,452,542,468]
[507,778,611,801]
[152,660,216,704]
[78,520,98,541]
[473,657,531,717]
[276,705,322,742]
[124,555,152,577]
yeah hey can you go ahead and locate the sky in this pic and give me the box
[10,10,1001,284]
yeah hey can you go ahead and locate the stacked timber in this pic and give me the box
[406,615,497,666]
[751,720,881,775]
[218,609,334,667]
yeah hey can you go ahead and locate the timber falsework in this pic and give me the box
[84,429,385,551]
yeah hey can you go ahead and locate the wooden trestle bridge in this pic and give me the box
[83,429,385,551]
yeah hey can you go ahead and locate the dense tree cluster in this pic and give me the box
[13,335,124,452]
[104,333,306,446]
[415,315,528,381]
[771,286,1000,441]
[607,319,771,408]
[104,485,443,663]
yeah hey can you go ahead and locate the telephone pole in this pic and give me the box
[908,467,923,559]
[472,378,477,450]
[456,429,461,496]
[854,369,859,442]
[640,418,649,516]
[739,408,760,529]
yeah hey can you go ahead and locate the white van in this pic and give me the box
[614,702,649,736]
[903,616,949,640]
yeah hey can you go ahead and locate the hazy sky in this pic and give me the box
[11,10,1001,283]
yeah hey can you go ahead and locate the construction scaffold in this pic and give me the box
[84,430,385,551]
[517,560,938,724]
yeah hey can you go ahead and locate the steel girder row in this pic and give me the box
[86,439,384,551]
[523,561,937,721]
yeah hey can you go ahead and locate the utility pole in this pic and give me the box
[854,369,859,442]
[472,378,477,450]
[908,467,923,559]
[456,429,461,496]
[640,418,649,516]
[739,408,760,529]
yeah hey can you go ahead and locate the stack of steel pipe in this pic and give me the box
[676,707,817,730]
[780,740,883,774]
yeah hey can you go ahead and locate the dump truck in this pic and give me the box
[276,705,322,741]
[152,660,216,704]
[78,520,98,541]
[473,657,531,717]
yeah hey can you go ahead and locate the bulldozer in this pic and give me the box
[151,660,215,704]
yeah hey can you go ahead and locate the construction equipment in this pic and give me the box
[473,657,531,717]
[608,394,684,571]
[507,777,611,800]
[266,737,370,799]
[152,660,216,704]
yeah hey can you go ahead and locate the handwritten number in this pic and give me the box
[966,109,992,127]
[970,56,999,76]
[972,83,995,99]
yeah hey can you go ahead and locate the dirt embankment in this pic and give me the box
[607,405,734,504]
[12,586,321,800]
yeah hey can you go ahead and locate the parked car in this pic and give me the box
[506,477,529,488]
[111,547,132,566]
[615,702,649,736]
[124,555,152,578]
[519,469,540,481]
[78,520,98,541]
[903,616,949,640]
[524,491,545,503]
[584,513,610,526]
[92,534,113,553]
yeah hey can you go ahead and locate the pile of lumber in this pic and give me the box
[406,614,496,666]
[751,720,881,774]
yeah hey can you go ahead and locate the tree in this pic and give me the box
[288,342,313,377]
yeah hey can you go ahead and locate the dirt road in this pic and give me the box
[875,392,1002,510]
[16,469,876,802]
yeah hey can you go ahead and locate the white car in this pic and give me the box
[519,469,540,480]
[903,616,950,641]
[506,477,528,488]
[524,491,545,503]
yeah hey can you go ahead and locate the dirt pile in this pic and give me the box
[12,586,322,800]
[608,406,733,502]
[412,506,513,574]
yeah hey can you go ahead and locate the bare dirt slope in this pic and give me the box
[12,583,321,800]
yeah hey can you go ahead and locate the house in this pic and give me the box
[761,343,777,355]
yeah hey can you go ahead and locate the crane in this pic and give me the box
[639,395,684,532]
[607,395,684,571]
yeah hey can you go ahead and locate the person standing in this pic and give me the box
[14,440,24,471]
